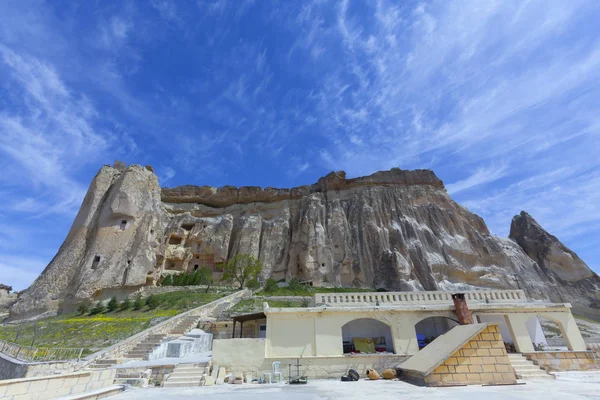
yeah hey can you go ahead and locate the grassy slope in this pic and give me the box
[0,290,232,354]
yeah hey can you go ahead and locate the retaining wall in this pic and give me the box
[0,353,77,381]
[0,369,116,400]
[524,351,600,371]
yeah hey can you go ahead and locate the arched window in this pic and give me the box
[341,318,394,354]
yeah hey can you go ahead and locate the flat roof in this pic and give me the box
[232,312,266,323]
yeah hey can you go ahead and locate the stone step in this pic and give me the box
[516,373,554,380]
[169,369,205,377]
[175,363,208,371]
[163,381,202,387]
[513,365,543,371]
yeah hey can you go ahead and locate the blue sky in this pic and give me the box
[1,0,600,290]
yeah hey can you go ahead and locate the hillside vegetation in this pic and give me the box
[0,290,232,355]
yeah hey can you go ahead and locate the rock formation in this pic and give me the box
[8,164,600,320]
[0,284,17,314]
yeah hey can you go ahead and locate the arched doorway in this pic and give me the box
[415,316,459,349]
[341,318,394,354]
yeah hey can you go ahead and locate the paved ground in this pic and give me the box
[113,375,600,400]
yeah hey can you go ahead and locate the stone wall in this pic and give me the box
[0,369,116,400]
[0,353,77,381]
[423,325,517,387]
[524,351,600,372]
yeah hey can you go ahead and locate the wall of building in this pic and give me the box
[423,325,517,387]
[0,369,116,400]
[266,308,460,358]
[212,338,408,379]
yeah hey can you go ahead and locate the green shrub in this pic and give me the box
[264,278,278,293]
[301,298,310,307]
[77,303,89,315]
[246,278,260,290]
[89,301,105,315]
[107,296,119,312]
[287,277,301,293]
[146,295,160,309]
[133,295,144,311]
[161,275,173,286]
[119,297,132,311]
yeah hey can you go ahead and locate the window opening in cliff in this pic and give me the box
[414,316,459,349]
[169,236,183,245]
[181,223,194,231]
[120,220,127,230]
[91,255,101,270]
[194,264,199,271]
[150,229,155,235]
[342,318,394,354]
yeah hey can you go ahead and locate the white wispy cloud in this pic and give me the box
[446,164,509,195]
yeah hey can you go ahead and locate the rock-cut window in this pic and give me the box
[120,220,127,230]
[92,255,101,270]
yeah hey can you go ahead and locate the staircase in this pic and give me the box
[122,333,169,360]
[83,290,248,369]
[87,358,122,369]
[508,353,554,380]
[163,363,210,387]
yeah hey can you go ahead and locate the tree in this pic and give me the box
[133,295,144,311]
[77,303,90,315]
[146,294,160,309]
[107,296,119,312]
[197,267,214,293]
[221,254,263,289]
[264,278,278,293]
[161,275,173,286]
[119,297,132,311]
[90,301,105,315]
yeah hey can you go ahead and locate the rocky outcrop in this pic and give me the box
[8,165,600,319]
[0,284,17,314]
[510,211,600,311]
[9,163,164,319]
[510,211,595,282]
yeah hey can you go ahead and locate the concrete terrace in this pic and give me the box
[110,375,600,400]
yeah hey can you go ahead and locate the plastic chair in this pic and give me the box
[262,371,272,384]
[272,361,283,383]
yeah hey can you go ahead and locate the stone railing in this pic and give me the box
[314,290,527,307]
[0,339,83,363]
[80,289,249,367]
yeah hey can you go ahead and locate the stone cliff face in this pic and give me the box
[9,164,164,319]
[8,165,600,319]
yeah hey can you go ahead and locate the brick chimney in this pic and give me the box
[452,293,473,325]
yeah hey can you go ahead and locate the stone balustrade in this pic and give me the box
[314,290,527,307]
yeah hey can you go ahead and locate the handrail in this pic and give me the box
[0,339,83,362]
[314,289,528,306]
